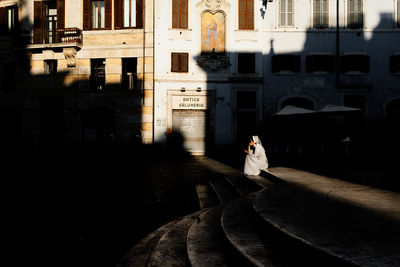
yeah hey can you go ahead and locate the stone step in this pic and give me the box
[146,209,205,267]
[221,197,293,267]
[116,219,181,267]
[209,176,241,203]
[187,204,253,267]
[195,184,220,209]
[224,174,264,197]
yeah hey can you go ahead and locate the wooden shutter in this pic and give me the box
[57,0,65,29]
[34,1,43,43]
[293,55,301,73]
[0,7,6,34]
[239,0,246,29]
[171,53,180,72]
[181,53,188,72]
[136,0,144,28]
[83,0,91,30]
[306,55,312,73]
[105,0,112,29]
[361,56,369,73]
[271,56,278,73]
[114,0,122,29]
[172,0,179,28]
[181,0,188,29]
[247,0,254,29]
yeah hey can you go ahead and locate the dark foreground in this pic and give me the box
[3,144,398,267]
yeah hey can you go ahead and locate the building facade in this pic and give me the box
[1,0,399,159]
[0,0,154,158]
[154,0,400,156]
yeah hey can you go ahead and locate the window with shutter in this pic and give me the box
[347,0,363,29]
[313,0,328,28]
[116,0,142,29]
[397,0,400,28]
[340,55,369,73]
[390,55,400,73]
[34,1,44,43]
[279,0,294,27]
[171,53,189,73]
[239,0,254,30]
[306,55,335,73]
[238,53,256,73]
[271,55,301,73]
[57,0,65,30]
[0,5,19,34]
[172,0,188,29]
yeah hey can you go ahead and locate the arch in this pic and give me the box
[277,94,316,111]
[385,97,400,119]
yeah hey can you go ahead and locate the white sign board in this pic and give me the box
[172,96,207,110]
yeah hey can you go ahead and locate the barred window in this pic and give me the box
[239,0,254,30]
[313,0,329,28]
[279,0,294,27]
[347,0,363,29]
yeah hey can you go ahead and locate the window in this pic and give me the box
[122,58,138,90]
[279,0,294,27]
[44,2,57,43]
[344,95,365,110]
[171,53,188,73]
[44,60,58,76]
[83,0,111,30]
[340,55,369,73]
[390,55,400,73]
[306,55,335,73]
[124,0,136,27]
[92,0,105,29]
[313,0,328,28]
[0,5,18,34]
[239,0,254,30]
[397,0,400,28]
[91,59,106,91]
[172,0,188,29]
[271,55,301,73]
[347,0,363,29]
[114,0,143,29]
[238,53,256,73]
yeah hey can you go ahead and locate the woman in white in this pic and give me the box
[243,136,269,176]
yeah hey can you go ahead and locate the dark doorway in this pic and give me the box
[235,90,258,146]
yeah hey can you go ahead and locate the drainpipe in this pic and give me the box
[152,0,155,143]
[142,0,146,105]
[336,0,340,83]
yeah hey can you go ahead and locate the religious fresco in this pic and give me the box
[201,12,225,53]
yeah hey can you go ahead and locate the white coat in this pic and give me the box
[244,136,269,176]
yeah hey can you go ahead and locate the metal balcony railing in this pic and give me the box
[56,28,82,44]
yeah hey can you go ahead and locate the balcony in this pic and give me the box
[25,28,82,68]
[27,27,83,50]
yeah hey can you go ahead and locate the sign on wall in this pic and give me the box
[172,95,208,109]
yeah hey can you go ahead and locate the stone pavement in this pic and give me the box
[196,156,400,266]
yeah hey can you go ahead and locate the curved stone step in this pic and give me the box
[221,197,292,267]
[187,204,252,267]
[147,209,205,267]
[209,177,240,203]
[253,186,359,267]
[224,174,263,197]
[116,219,179,267]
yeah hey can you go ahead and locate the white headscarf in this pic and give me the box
[252,136,262,145]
